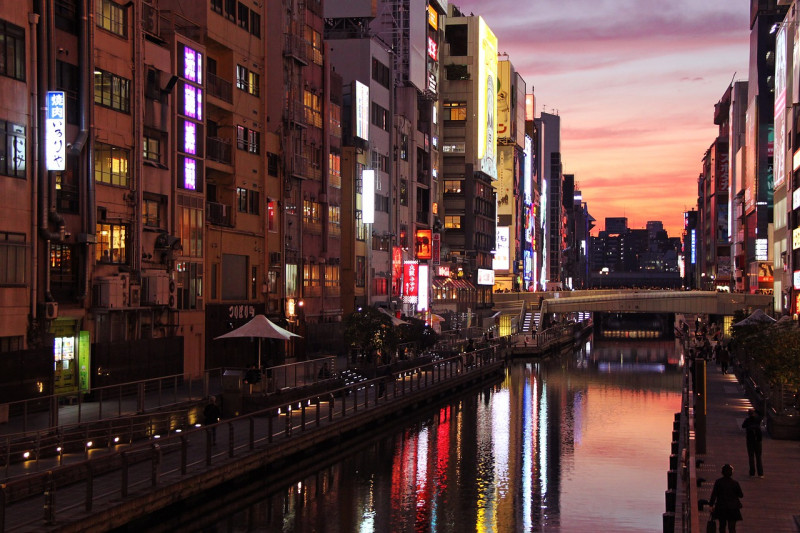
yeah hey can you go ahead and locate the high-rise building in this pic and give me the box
[534,112,563,289]
[439,6,498,318]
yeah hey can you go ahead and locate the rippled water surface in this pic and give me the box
[203,337,682,532]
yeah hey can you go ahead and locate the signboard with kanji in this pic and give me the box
[46,91,66,171]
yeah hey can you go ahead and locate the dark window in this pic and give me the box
[237,3,249,31]
[236,187,259,214]
[0,20,25,81]
[0,120,26,178]
[56,61,80,124]
[445,24,468,56]
[0,231,26,285]
[55,0,79,33]
[445,64,470,80]
[371,57,390,89]
[250,11,260,38]
[210,0,223,14]
[94,68,131,113]
[371,102,389,131]
[224,0,236,21]
[267,152,279,176]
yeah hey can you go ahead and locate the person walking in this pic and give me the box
[203,396,222,445]
[709,464,743,533]
[742,408,764,477]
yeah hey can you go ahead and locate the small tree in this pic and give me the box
[343,308,398,360]
[398,317,439,352]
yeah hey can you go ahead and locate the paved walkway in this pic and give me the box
[697,359,800,532]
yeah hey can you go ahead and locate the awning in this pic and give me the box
[432,278,452,289]
[451,279,475,290]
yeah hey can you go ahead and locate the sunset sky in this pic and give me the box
[452,0,752,237]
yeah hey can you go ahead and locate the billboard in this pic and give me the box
[496,146,514,214]
[355,81,369,141]
[493,226,510,271]
[524,135,532,205]
[415,229,433,260]
[775,24,787,189]
[362,169,375,223]
[497,60,511,142]
[478,17,498,180]
[46,91,66,171]
[432,232,441,265]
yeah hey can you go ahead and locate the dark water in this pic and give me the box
[202,337,683,532]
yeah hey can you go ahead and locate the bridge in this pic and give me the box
[494,290,772,322]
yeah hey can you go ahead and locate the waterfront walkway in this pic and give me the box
[0,350,505,532]
[697,359,800,532]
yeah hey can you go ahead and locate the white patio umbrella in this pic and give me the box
[214,314,301,368]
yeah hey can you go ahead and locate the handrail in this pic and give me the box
[0,350,504,531]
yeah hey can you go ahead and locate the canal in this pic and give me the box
[147,336,683,532]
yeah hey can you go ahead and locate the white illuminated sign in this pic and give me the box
[794,270,800,290]
[362,169,375,224]
[476,268,495,285]
[417,264,429,312]
[355,81,369,141]
[756,238,768,260]
[493,226,510,271]
[46,91,66,171]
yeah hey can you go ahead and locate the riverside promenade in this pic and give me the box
[695,359,800,532]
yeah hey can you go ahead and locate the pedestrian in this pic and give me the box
[718,346,730,374]
[203,395,221,444]
[741,409,764,477]
[709,464,743,533]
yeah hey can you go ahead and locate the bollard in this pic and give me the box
[665,489,676,513]
[43,472,55,525]
[667,469,677,490]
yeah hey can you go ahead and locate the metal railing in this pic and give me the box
[1,370,223,438]
[0,350,503,531]
[207,72,233,103]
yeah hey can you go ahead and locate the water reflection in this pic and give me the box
[206,337,682,532]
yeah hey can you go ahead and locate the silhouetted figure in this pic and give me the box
[203,396,221,444]
[742,409,764,477]
[709,464,743,533]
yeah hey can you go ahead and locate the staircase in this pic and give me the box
[521,312,533,333]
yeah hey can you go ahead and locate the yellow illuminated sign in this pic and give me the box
[478,17,498,180]
[427,5,438,30]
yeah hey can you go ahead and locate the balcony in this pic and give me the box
[284,99,307,128]
[207,72,232,104]
[284,33,308,65]
[207,137,232,165]
[206,201,232,227]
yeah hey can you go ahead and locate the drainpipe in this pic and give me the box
[29,11,40,320]
[70,0,94,301]
[36,0,63,305]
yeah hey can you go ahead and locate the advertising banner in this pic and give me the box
[403,261,419,298]
[775,24,787,190]
[478,17,498,180]
[476,268,494,285]
[432,233,441,265]
[417,264,429,312]
[355,81,369,141]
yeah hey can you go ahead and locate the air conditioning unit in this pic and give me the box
[168,278,177,309]
[142,272,170,306]
[45,301,58,320]
[94,277,125,308]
